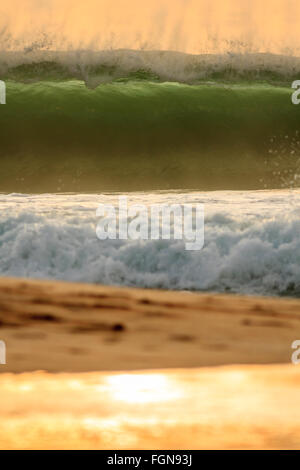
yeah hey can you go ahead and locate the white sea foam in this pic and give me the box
[0,190,299,296]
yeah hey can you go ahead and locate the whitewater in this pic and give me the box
[0,190,299,297]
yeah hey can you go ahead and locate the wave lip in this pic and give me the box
[1,50,300,86]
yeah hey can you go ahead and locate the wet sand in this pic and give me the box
[0,277,300,449]
[0,365,300,449]
[0,277,299,372]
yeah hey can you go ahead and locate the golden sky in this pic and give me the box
[0,0,299,55]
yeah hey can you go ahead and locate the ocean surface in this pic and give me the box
[0,51,300,297]
[0,51,300,193]
[0,190,299,297]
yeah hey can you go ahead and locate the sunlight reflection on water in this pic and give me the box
[0,366,299,449]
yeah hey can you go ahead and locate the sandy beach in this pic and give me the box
[0,277,299,372]
[1,364,300,450]
[0,277,299,449]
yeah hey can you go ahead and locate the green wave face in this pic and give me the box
[0,78,299,192]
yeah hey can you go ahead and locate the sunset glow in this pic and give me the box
[1,0,300,55]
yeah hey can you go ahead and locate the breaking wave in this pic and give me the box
[0,52,300,193]
[0,191,299,297]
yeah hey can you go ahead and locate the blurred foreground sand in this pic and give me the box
[0,277,299,372]
[0,365,300,449]
[0,277,299,449]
